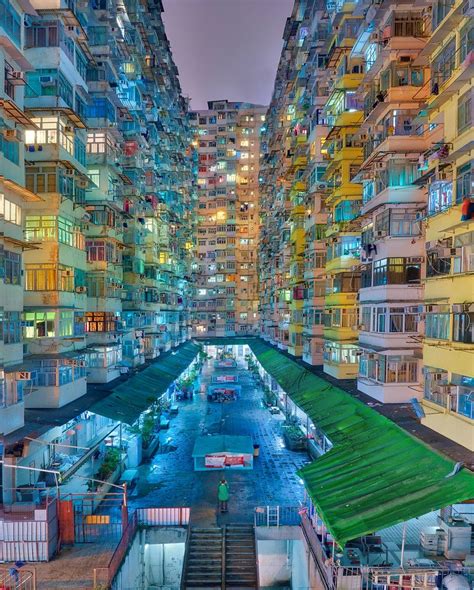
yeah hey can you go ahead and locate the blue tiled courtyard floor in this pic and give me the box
[129,357,310,525]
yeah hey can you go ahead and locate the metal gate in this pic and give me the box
[73,500,122,543]
[63,492,124,544]
[0,567,36,589]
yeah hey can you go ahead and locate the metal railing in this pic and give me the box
[254,505,303,527]
[93,507,190,589]
[0,567,36,590]
[254,523,261,590]
[300,511,474,590]
[301,512,335,590]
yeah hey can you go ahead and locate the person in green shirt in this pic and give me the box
[218,478,229,513]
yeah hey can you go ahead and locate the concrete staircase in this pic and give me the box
[225,524,258,589]
[181,525,258,589]
[182,527,224,589]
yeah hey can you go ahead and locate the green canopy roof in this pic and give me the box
[192,435,254,457]
[91,342,200,425]
[247,339,474,547]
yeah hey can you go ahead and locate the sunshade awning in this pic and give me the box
[241,339,474,547]
[90,342,200,425]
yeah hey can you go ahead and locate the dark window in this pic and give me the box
[453,311,474,343]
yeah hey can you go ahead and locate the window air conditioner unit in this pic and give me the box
[9,71,26,84]
[64,169,75,176]
[40,76,55,86]
[64,125,74,134]
[426,240,439,251]
[408,257,424,263]
[75,286,87,293]
[438,247,461,257]
[415,210,425,221]
[3,129,22,142]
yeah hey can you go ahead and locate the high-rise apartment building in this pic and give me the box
[321,2,364,379]
[353,2,430,402]
[302,1,330,367]
[416,0,473,450]
[1,0,43,433]
[0,0,196,435]
[260,0,472,450]
[191,100,264,337]
[260,1,311,354]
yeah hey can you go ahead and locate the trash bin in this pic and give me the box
[253,444,260,457]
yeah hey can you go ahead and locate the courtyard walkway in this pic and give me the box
[129,354,309,525]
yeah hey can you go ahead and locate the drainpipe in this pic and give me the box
[400,522,407,569]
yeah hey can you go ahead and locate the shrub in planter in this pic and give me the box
[96,447,121,481]
[282,424,307,451]
[141,414,156,449]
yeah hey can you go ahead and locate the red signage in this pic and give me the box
[204,454,245,468]
[224,455,244,466]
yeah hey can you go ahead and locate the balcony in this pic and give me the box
[428,48,474,111]
[24,116,88,175]
[416,0,470,63]
[22,355,87,409]
[326,236,361,273]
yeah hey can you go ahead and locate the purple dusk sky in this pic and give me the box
[162,0,294,110]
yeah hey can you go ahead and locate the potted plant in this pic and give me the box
[282,424,307,451]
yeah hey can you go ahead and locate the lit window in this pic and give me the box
[88,169,100,186]
[0,193,21,225]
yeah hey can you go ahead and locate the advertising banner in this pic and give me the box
[224,455,245,466]
[205,454,226,468]
[204,454,245,468]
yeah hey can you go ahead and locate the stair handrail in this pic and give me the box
[222,524,226,590]
[300,511,334,590]
[254,524,261,590]
[180,525,192,590]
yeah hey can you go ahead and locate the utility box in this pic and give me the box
[439,518,472,560]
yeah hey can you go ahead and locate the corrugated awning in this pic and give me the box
[90,342,200,425]
[247,340,474,547]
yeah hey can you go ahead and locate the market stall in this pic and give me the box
[192,435,254,471]
[207,383,241,402]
